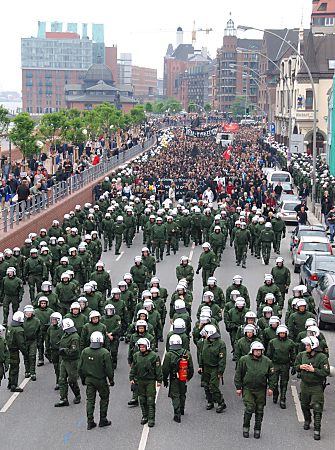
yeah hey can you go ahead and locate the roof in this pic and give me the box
[237,39,262,50]
[171,44,194,61]
[84,63,114,84]
[263,29,300,63]
[299,31,335,78]
[86,80,117,91]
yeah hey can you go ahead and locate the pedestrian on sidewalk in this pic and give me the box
[326,205,335,242]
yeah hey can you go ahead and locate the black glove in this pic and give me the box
[109,380,115,387]
[163,380,168,388]
[290,367,296,376]
[59,348,66,355]
[196,269,200,275]
[230,242,233,247]
[81,378,86,386]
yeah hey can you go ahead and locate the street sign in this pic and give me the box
[268,122,275,134]
[290,134,304,154]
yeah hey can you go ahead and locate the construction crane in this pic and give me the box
[191,20,213,46]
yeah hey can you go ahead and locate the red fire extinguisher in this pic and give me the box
[178,357,189,382]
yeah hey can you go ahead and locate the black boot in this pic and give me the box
[173,414,181,423]
[254,412,263,439]
[87,420,97,430]
[54,399,69,407]
[273,389,279,404]
[99,417,112,428]
[243,412,252,438]
[216,401,227,413]
[128,398,139,407]
[302,408,311,430]
[314,412,322,440]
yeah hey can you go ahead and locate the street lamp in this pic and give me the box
[238,25,318,212]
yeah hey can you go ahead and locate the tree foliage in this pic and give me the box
[0,105,10,137]
[9,112,38,159]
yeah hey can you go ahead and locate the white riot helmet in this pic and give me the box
[276,325,289,336]
[136,320,148,331]
[250,341,265,353]
[301,336,319,350]
[174,299,186,311]
[90,331,104,348]
[233,275,243,285]
[50,312,62,325]
[173,318,186,334]
[244,324,257,335]
[89,310,101,322]
[12,311,24,323]
[62,318,76,333]
[203,324,220,338]
[169,334,182,350]
[137,337,151,350]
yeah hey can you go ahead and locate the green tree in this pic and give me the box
[145,102,153,113]
[95,103,120,138]
[165,98,182,113]
[9,112,38,159]
[38,111,66,151]
[153,102,165,114]
[0,105,10,137]
[63,116,86,145]
[188,102,196,113]
[204,103,212,113]
[231,96,249,117]
[130,105,146,125]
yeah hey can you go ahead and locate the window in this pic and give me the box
[318,3,327,11]
[305,90,313,110]
[325,17,334,26]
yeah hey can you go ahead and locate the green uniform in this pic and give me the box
[124,214,136,247]
[0,260,10,304]
[203,285,225,309]
[55,281,78,314]
[260,229,275,265]
[34,291,59,312]
[130,264,149,297]
[266,336,296,404]
[90,270,112,300]
[196,301,222,323]
[1,275,24,326]
[235,336,263,363]
[24,256,48,302]
[142,255,156,278]
[226,306,249,351]
[288,310,316,342]
[176,264,194,292]
[197,250,217,287]
[58,330,81,402]
[295,350,330,434]
[254,223,265,258]
[151,223,167,261]
[34,306,53,362]
[271,217,286,253]
[170,291,193,318]
[226,283,251,308]
[165,331,190,351]
[262,326,277,352]
[0,335,9,385]
[6,322,26,390]
[271,265,291,301]
[80,322,108,352]
[129,349,162,426]
[199,337,227,406]
[23,316,41,376]
[234,354,275,435]
[64,313,87,336]
[166,221,179,255]
[162,348,194,419]
[256,283,283,309]
[45,323,63,386]
[101,314,122,368]
[234,228,251,267]
[78,346,114,424]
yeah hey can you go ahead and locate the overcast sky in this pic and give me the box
[0,0,311,93]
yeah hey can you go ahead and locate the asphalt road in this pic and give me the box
[0,224,334,450]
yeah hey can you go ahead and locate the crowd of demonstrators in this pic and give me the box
[0,125,331,440]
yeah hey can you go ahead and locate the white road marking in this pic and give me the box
[0,377,30,413]
[291,385,304,423]
[137,325,172,450]
[115,251,124,262]
[188,242,195,261]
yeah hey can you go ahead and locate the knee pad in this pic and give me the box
[246,405,255,414]
[313,402,322,413]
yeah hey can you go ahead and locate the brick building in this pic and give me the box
[132,66,158,102]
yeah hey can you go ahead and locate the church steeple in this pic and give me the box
[224,13,237,37]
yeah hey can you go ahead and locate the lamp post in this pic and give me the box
[236,48,293,151]
[238,25,317,212]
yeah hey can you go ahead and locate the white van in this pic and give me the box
[267,170,292,185]
[216,133,234,146]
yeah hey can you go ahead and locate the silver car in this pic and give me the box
[278,196,301,223]
[292,235,332,273]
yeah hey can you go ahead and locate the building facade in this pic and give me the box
[312,0,335,34]
[21,22,117,114]
[327,75,335,174]
[216,18,261,114]
[132,66,157,103]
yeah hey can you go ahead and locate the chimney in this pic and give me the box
[176,27,183,47]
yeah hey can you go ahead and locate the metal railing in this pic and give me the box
[0,135,156,233]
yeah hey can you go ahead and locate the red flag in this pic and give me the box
[223,148,231,160]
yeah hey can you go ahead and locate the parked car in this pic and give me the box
[291,235,332,273]
[290,224,327,252]
[280,182,294,195]
[300,254,335,292]
[278,196,301,223]
[311,272,335,329]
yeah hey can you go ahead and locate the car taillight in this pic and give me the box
[297,242,303,255]
[322,294,332,310]
[310,273,318,281]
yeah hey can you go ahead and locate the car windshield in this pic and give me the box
[284,203,299,211]
[272,174,290,182]
[300,230,326,238]
[302,243,330,252]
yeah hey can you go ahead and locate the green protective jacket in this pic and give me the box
[80,322,108,352]
[6,324,26,353]
[24,257,47,279]
[176,264,194,284]
[142,255,156,275]
[46,325,63,351]
[66,235,81,248]
[295,350,330,384]
[226,307,249,331]
[124,214,136,229]
[266,337,296,365]
[271,266,291,290]
[109,298,127,321]
[90,271,112,296]
[256,284,283,308]
[54,264,74,283]
[197,251,217,271]
[209,231,225,248]
[288,311,316,341]
[196,302,222,322]
[226,284,250,308]
[260,229,275,243]
[34,307,54,332]
[162,348,194,383]
[203,286,225,308]
[0,336,9,369]
[234,354,276,390]
[23,316,41,342]
[235,336,262,362]
[271,218,286,234]
[55,281,78,306]
[114,223,126,236]
[262,326,277,351]
[84,292,104,313]
[68,256,84,274]
[64,313,88,336]
[59,331,80,361]
[297,331,328,354]
[39,254,52,272]
[128,331,156,365]
[101,314,122,336]
[101,218,115,234]
[151,223,167,241]
[130,264,148,285]
[166,221,179,238]
[48,226,62,238]
[1,276,23,300]
[254,223,265,238]
[0,261,10,280]
[170,292,193,316]
[234,229,251,246]
[199,338,227,374]
[129,350,162,382]
[201,214,213,230]
[78,346,114,382]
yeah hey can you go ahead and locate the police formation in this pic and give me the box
[0,141,331,440]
